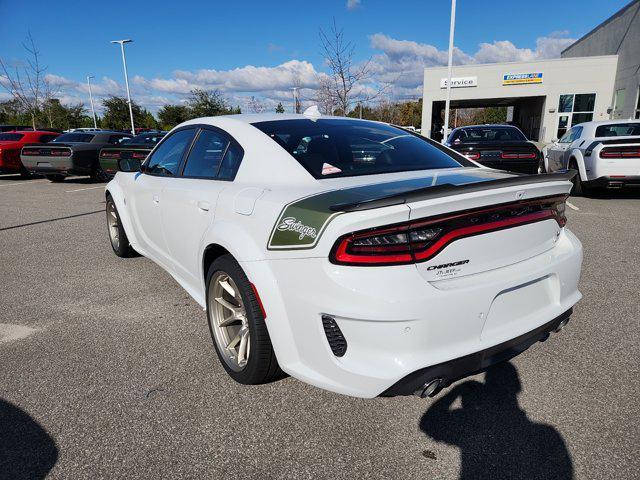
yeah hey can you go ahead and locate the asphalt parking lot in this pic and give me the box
[0,174,638,480]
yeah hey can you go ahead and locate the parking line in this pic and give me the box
[65,185,106,193]
[0,179,49,188]
[566,201,580,211]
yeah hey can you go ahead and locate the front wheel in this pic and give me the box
[106,196,136,257]
[205,254,282,385]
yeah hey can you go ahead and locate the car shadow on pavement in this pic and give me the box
[0,398,58,480]
[420,362,573,480]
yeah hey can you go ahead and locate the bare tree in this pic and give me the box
[314,75,336,115]
[248,95,266,114]
[0,33,49,129]
[319,20,386,116]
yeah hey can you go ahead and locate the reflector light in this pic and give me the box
[330,195,568,266]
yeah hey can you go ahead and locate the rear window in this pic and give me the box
[253,119,468,179]
[595,123,640,138]
[0,133,24,141]
[124,133,166,145]
[450,127,526,143]
[52,133,95,143]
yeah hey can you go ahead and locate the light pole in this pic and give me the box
[442,0,457,143]
[86,75,97,129]
[110,39,135,135]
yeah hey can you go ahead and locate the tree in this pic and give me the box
[0,33,53,129]
[319,20,379,116]
[275,102,285,113]
[248,95,266,113]
[186,88,232,117]
[101,96,147,131]
[158,104,190,129]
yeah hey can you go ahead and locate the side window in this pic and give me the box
[218,142,243,180]
[145,128,196,176]
[558,128,574,143]
[183,129,230,179]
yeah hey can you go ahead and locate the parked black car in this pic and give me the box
[20,131,132,182]
[98,131,166,176]
[445,125,542,174]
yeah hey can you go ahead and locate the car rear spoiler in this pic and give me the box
[329,171,576,212]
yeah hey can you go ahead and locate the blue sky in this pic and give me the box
[0,0,630,113]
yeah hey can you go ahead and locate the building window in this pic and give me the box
[613,89,626,119]
[557,93,595,139]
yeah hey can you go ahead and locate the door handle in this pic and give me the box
[197,200,211,212]
[153,195,160,205]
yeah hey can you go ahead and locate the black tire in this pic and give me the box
[205,254,283,385]
[91,165,110,182]
[569,161,588,196]
[106,196,136,257]
[46,174,65,183]
[19,166,32,179]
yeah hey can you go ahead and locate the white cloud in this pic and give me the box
[1,31,575,113]
[346,0,361,10]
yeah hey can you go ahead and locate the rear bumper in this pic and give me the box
[586,176,640,188]
[381,308,572,396]
[21,155,89,176]
[244,228,583,398]
[478,160,538,174]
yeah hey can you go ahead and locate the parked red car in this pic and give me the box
[0,130,60,177]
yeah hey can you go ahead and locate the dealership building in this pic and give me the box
[421,0,640,143]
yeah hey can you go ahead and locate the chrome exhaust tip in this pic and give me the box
[554,318,569,333]
[414,378,442,398]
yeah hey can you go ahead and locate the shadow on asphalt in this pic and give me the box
[420,362,573,480]
[576,188,640,200]
[0,398,58,480]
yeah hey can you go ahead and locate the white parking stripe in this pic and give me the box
[65,185,106,193]
[0,179,49,188]
[566,201,580,211]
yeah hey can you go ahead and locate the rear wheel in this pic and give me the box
[106,196,136,257]
[569,160,588,196]
[205,254,282,384]
[19,166,33,179]
[46,174,65,183]
[91,165,109,182]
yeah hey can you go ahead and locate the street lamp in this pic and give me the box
[442,0,457,143]
[86,75,97,129]
[110,39,135,135]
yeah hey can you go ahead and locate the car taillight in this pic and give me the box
[330,195,568,266]
[600,148,640,158]
[51,150,71,157]
[100,151,120,159]
[22,149,38,156]
[131,152,148,159]
[464,151,480,160]
[500,152,537,159]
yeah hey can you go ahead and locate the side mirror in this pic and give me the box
[118,157,142,172]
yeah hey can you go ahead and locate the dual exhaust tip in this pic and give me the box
[414,317,570,399]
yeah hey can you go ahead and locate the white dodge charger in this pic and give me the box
[105,110,583,398]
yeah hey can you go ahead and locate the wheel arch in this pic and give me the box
[567,150,587,181]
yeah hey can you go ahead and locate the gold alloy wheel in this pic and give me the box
[208,272,250,371]
[106,201,120,250]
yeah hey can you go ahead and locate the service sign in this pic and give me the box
[502,72,543,85]
[440,76,477,89]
